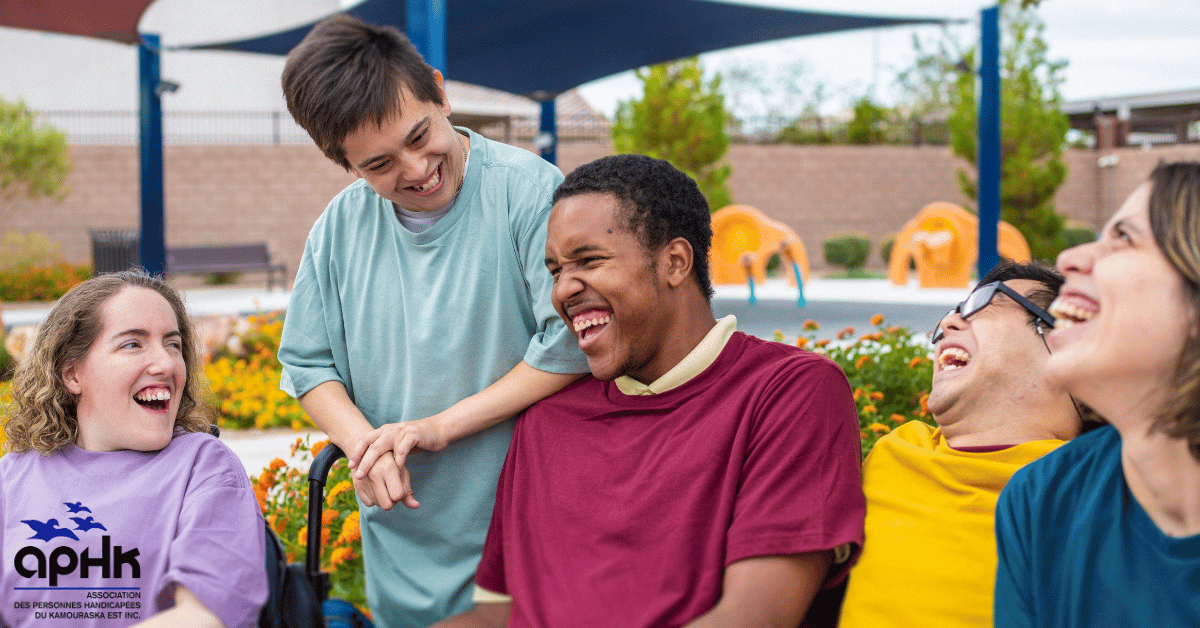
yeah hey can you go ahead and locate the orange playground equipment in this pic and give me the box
[710,204,810,305]
[888,202,1032,288]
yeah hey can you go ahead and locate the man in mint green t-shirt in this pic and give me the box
[278,14,587,628]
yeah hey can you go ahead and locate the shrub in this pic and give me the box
[823,232,871,272]
[0,262,91,301]
[204,271,242,286]
[203,312,314,431]
[880,235,895,266]
[776,314,935,456]
[1062,225,1095,250]
[254,437,367,615]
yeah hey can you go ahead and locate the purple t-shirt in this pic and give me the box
[1,432,266,628]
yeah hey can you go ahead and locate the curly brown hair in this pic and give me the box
[1147,162,1200,462]
[3,270,213,454]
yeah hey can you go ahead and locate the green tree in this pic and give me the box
[846,96,893,145]
[613,58,733,210]
[948,0,1070,262]
[0,99,72,201]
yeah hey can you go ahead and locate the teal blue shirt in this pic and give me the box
[995,425,1200,627]
[279,129,586,627]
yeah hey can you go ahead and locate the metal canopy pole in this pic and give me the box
[406,0,446,73]
[138,33,166,277]
[977,5,1001,278]
[536,98,557,165]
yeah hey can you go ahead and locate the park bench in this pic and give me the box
[166,242,288,290]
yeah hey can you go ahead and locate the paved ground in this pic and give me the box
[4,278,972,474]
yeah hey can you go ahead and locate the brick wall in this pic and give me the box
[6,142,1198,282]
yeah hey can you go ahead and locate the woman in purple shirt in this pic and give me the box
[1,270,266,628]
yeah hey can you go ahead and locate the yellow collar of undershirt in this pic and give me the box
[614,316,737,396]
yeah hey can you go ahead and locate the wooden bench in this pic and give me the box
[166,243,288,290]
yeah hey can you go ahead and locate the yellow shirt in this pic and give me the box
[838,421,1063,628]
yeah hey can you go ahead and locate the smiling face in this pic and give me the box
[342,75,467,214]
[927,279,1055,425]
[63,286,187,452]
[546,192,675,382]
[1046,183,1195,422]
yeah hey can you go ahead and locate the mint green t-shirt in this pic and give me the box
[279,129,586,627]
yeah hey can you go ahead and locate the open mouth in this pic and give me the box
[938,347,970,371]
[134,387,171,411]
[572,309,612,343]
[1048,296,1096,330]
[408,163,443,194]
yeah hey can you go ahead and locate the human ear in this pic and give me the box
[62,362,82,395]
[661,237,694,289]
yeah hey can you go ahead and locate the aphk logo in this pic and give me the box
[13,501,140,586]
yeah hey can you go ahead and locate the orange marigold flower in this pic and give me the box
[327,481,353,505]
[887,325,903,334]
[843,326,855,336]
[853,388,865,401]
[330,546,356,567]
[871,314,885,326]
[322,509,339,526]
[337,512,362,545]
[868,422,889,434]
[297,526,308,547]
[795,337,809,349]
[286,551,296,564]
[908,356,924,369]
[863,404,878,414]
[859,334,874,342]
[855,355,870,369]
[869,391,884,401]
[268,458,287,472]
[919,393,930,415]
[836,330,848,340]
[290,438,303,457]
[312,439,330,458]
[860,430,869,441]
[890,413,908,424]
[815,339,830,348]
[803,319,819,331]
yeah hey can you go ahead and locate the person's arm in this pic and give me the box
[297,380,418,510]
[683,552,832,628]
[430,602,512,628]
[347,362,583,506]
[131,584,224,628]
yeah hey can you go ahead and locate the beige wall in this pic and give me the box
[6,142,1199,282]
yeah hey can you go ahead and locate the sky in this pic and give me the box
[575,0,1200,118]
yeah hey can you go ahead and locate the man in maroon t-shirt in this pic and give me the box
[435,155,865,628]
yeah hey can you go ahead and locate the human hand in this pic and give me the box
[348,417,449,510]
[350,452,419,511]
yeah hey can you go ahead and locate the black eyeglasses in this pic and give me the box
[930,281,1056,345]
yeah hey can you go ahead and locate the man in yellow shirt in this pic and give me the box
[839,261,1082,628]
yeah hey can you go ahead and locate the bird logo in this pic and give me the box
[69,516,108,532]
[20,519,80,542]
[64,502,92,514]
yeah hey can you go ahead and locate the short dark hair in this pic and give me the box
[978,260,1063,330]
[554,155,714,300]
[282,13,444,170]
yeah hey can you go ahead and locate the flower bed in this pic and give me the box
[254,437,367,614]
[776,314,936,456]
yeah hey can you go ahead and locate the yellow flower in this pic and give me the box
[853,388,864,401]
[327,481,353,505]
[871,313,885,326]
[337,512,361,544]
[868,422,889,434]
[862,404,877,414]
[322,509,339,526]
[297,526,308,547]
[312,439,330,458]
[795,337,808,349]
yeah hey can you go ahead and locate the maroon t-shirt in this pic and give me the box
[476,331,865,627]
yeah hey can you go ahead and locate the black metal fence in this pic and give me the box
[36,109,951,147]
